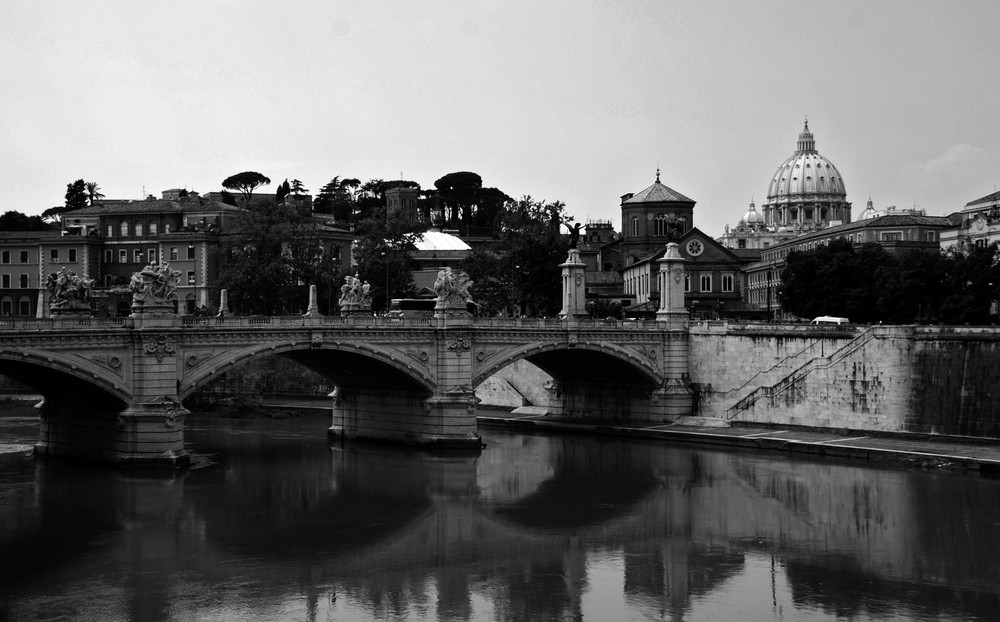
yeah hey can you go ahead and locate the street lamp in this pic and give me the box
[510,264,520,318]
[381,250,389,315]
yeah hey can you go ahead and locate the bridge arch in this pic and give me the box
[0,348,131,406]
[472,341,662,389]
[179,340,436,400]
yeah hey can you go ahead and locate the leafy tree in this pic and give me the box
[313,176,360,222]
[461,196,570,317]
[937,242,1000,324]
[0,211,52,231]
[275,179,290,204]
[64,179,88,212]
[290,179,307,195]
[434,171,482,233]
[221,171,271,204]
[85,181,105,206]
[780,239,890,323]
[351,206,425,312]
[216,197,341,315]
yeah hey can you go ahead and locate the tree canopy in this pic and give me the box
[65,179,88,212]
[221,171,271,204]
[0,211,53,232]
[780,239,1000,324]
[216,197,341,315]
[461,196,569,317]
[351,206,425,312]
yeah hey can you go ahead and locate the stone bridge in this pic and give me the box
[1,247,694,467]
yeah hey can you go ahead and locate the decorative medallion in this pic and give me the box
[186,355,199,368]
[685,240,704,257]
[419,351,429,362]
[143,335,176,362]
[476,350,486,362]
[447,334,471,352]
[672,267,684,284]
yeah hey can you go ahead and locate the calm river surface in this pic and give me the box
[2,406,1000,622]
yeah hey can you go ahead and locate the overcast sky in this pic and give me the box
[2,0,998,237]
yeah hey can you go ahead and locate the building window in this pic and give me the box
[68,249,77,263]
[107,225,113,237]
[722,274,734,292]
[684,273,691,293]
[104,275,113,286]
[653,214,668,236]
[149,222,158,235]
[133,249,143,263]
[926,231,937,242]
[700,274,712,292]
[164,223,171,234]
[1,297,11,315]
[169,247,178,261]
[18,296,30,316]
[0,251,8,264]
[120,221,128,237]
[147,248,157,264]
[19,274,28,288]
[187,270,195,285]
[105,249,113,263]
[631,217,639,237]
[119,249,127,263]
[881,232,902,242]
[50,249,58,262]
[135,222,143,237]
[1,275,9,288]
[19,251,28,264]
[187,245,195,260]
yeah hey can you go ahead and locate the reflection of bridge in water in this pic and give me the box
[4,426,998,621]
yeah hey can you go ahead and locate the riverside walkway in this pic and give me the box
[262,397,1000,472]
[478,411,1000,472]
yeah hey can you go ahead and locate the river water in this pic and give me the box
[1,407,999,622]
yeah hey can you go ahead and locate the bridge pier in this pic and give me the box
[35,397,189,468]
[328,387,480,448]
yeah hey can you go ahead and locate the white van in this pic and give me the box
[810,316,850,326]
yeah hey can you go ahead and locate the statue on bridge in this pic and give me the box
[433,267,474,306]
[45,267,93,314]
[129,262,181,311]
[338,273,372,314]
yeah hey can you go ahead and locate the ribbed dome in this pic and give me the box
[766,121,846,201]
[742,200,765,224]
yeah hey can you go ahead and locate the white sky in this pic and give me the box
[2,0,998,237]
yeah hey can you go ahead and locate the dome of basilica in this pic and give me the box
[742,200,765,225]
[766,120,846,201]
[760,120,852,230]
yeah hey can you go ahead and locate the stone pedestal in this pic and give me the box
[656,243,689,329]
[559,248,588,319]
[434,301,472,326]
[339,302,372,316]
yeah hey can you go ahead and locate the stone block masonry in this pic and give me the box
[692,324,1000,438]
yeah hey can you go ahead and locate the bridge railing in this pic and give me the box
[0,316,128,330]
[0,314,670,331]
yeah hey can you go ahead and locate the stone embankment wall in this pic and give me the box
[692,323,1000,437]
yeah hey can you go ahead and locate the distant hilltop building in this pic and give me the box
[720,120,852,250]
